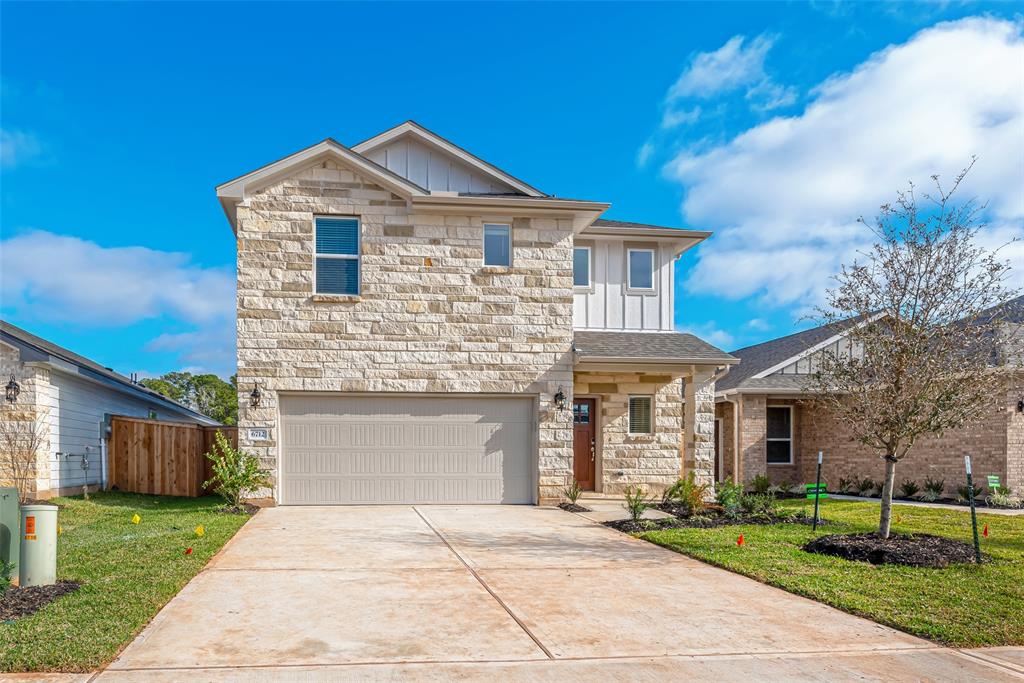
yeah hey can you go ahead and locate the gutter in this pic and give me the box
[577,355,739,366]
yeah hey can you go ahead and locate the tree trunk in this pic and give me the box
[878,456,898,538]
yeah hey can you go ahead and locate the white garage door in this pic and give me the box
[279,394,535,505]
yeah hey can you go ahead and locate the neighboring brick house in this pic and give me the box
[714,298,1024,495]
[218,121,736,505]
[0,321,219,498]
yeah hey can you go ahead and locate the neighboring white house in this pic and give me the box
[0,320,219,498]
[219,120,737,506]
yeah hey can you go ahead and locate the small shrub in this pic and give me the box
[857,477,878,497]
[837,476,856,494]
[562,478,583,504]
[663,473,710,516]
[986,489,1022,509]
[715,481,744,516]
[749,474,772,494]
[203,431,272,509]
[776,480,798,496]
[623,485,654,523]
[956,484,984,503]
[921,477,946,502]
[0,560,13,596]
[740,491,778,517]
[899,480,921,499]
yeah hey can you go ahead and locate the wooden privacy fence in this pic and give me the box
[107,415,238,497]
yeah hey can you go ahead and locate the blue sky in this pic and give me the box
[2,2,1022,378]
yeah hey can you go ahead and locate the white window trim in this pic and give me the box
[482,223,512,267]
[766,404,793,465]
[626,248,655,292]
[314,216,361,296]
[627,394,655,436]
[573,246,592,290]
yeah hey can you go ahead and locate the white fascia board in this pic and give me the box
[352,121,545,197]
[216,139,428,231]
[751,312,887,379]
[411,195,609,234]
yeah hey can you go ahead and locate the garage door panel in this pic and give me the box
[279,396,534,505]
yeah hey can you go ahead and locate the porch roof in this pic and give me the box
[573,330,737,366]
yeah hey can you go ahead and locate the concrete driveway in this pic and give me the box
[97,505,1020,682]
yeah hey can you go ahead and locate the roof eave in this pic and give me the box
[576,355,739,366]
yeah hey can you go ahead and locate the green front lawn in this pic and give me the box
[1,492,250,672]
[642,499,1023,647]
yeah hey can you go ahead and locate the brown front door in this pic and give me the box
[573,398,596,490]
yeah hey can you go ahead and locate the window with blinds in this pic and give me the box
[315,217,360,295]
[628,395,653,434]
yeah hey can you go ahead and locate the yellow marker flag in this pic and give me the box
[194,525,205,537]
[57,525,63,536]
[131,513,141,524]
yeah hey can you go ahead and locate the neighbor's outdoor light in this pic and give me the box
[553,386,567,411]
[5,374,19,403]
[249,381,262,408]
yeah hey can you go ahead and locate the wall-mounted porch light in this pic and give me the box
[5,374,20,403]
[249,381,262,408]
[553,386,567,411]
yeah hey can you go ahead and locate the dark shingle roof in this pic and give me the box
[0,320,219,425]
[574,330,737,364]
[716,319,856,392]
[591,219,684,231]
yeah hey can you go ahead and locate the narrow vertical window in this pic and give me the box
[573,247,591,288]
[628,396,653,434]
[766,406,793,464]
[627,249,654,290]
[483,223,511,266]
[315,217,360,295]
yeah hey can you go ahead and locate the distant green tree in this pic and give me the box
[141,372,238,425]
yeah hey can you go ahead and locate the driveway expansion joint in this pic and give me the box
[412,506,555,660]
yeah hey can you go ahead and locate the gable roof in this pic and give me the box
[1,320,220,426]
[352,120,545,197]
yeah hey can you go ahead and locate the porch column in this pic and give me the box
[684,368,717,492]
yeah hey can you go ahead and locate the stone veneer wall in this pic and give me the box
[235,159,575,503]
[572,371,684,495]
[0,343,52,495]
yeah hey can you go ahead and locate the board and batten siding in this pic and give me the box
[41,370,196,491]
[572,238,675,331]
[362,136,518,195]
[774,337,864,376]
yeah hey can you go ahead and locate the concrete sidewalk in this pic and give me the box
[89,505,1021,682]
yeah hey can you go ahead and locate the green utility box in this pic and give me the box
[0,487,18,574]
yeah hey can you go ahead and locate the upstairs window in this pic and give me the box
[628,395,653,434]
[766,406,793,464]
[315,217,360,295]
[573,247,591,288]
[627,249,654,291]
[483,223,511,266]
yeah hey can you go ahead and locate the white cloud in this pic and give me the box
[0,230,236,373]
[746,318,772,331]
[678,322,735,349]
[636,141,655,168]
[660,106,702,130]
[0,128,43,168]
[666,17,1024,307]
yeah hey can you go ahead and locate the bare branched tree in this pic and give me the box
[807,160,1020,538]
[0,409,48,503]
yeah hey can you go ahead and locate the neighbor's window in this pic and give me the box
[483,223,511,266]
[766,406,793,464]
[315,217,360,295]
[627,249,654,290]
[628,396,653,434]
[573,247,591,288]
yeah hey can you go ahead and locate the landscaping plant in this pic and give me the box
[662,472,709,516]
[899,480,921,499]
[838,476,857,494]
[986,487,1021,509]
[0,560,13,596]
[857,477,878,497]
[623,485,653,523]
[805,162,1020,538]
[956,483,984,504]
[740,491,779,518]
[715,481,744,516]
[922,477,946,502]
[203,431,271,510]
[562,478,583,504]
[749,474,771,494]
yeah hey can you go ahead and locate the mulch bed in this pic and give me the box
[803,532,979,567]
[1,580,81,622]
[558,502,592,513]
[605,510,830,533]
[218,503,260,515]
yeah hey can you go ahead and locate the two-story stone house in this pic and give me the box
[218,121,736,505]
